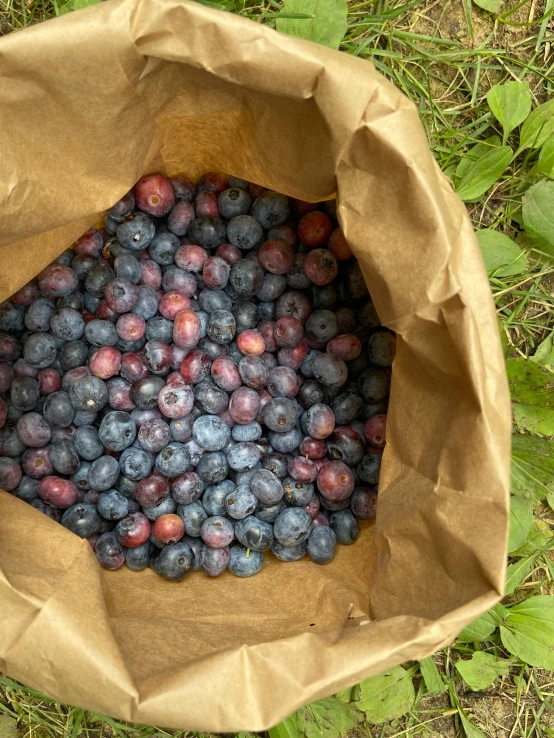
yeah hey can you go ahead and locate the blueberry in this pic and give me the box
[176,500,208,537]
[125,541,152,571]
[256,274,286,303]
[255,500,284,523]
[312,353,348,389]
[84,265,116,298]
[71,461,92,491]
[194,382,229,414]
[25,299,55,332]
[115,253,142,283]
[229,259,264,297]
[233,302,258,332]
[262,453,288,480]
[116,212,156,251]
[207,309,236,345]
[187,216,227,248]
[145,316,173,343]
[268,427,302,454]
[171,471,203,504]
[148,231,180,265]
[0,301,25,332]
[251,191,289,229]
[199,289,232,314]
[225,486,258,520]
[200,545,230,577]
[283,477,313,506]
[10,376,39,412]
[192,414,231,451]
[49,439,80,475]
[307,526,337,564]
[331,392,363,424]
[88,455,120,491]
[274,507,313,546]
[73,425,103,461]
[357,453,381,485]
[130,376,165,409]
[226,215,263,250]
[98,411,136,451]
[61,503,102,538]
[142,494,177,521]
[69,376,108,412]
[330,509,359,544]
[150,541,194,580]
[119,446,153,480]
[257,302,275,321]
[231,421,262,442]
[133,285,159,320]
[50,308,85,341]
[155,442,191,477]
[271,539,307,561]
[234,515,273,550]
[227,441,261,472]
[23,333,57,369]
[250,469,283,505]
[357,368,390,402]
[218,188,252,219]
[95,531,125,570]
[262,397,298,433]
[228,545,264,577]
[202,479,235,516]
[60,340,88,371]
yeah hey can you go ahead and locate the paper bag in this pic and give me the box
[0,0,511,730]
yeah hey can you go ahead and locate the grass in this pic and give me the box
[1,0,554,736]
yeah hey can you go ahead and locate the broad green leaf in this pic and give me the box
[531,332,554,368]
[456,146,512,201]
[334,686,355,702]
[72,0,101,8]
[505,556,536,595]
[536,137,554,180]
[457,611,498,643]
[356,665,415,725]
[297,698,363,738]
[455,652,511,691]
[276,0,348,49]
[476,229,527,276]
[512,519,553,557]
[472,0,502,12]
[511,435,554,501]
[458,706,487,738]
[512,404,554,435]
[487,82,531,143]
[455,136,501,179]
[500,595,554,669]
[508,495,533,554]
[520,99,554,150]
[419,658,446,695]
[506,357,554,405]
[547,489,554,513]
[268,714,301,738]
[522,180,554,253]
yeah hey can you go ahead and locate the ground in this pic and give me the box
[0,0,554,736]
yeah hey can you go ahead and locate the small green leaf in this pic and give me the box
[457,611,498,643]
[512,519,553,557]
[268,714,301,738]
[520,99,554,150]
[536,137,554,180]
[487,82,531,143]
[501,595,554,669]
[455,652,511,691]
[508,495,533,554]
[419,658,446,695]
[507,358,554,435]
[297,698,363,738]
[456,146,512,201]
[522,180,554,253]
[458,706,487,738]
[505,556,536,595]
[0,716,20,738]
[276,0,348,49]
[356,666,415,725]
[472,0,502,12]
[531,332,554,368]
[476,230,527,276]
[456,136,501,179]
[334,686,355,703]
[511,435,554,501]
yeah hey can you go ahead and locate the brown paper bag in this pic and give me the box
[0,0,511,730]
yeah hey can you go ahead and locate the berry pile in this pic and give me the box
[0,172,393,580]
